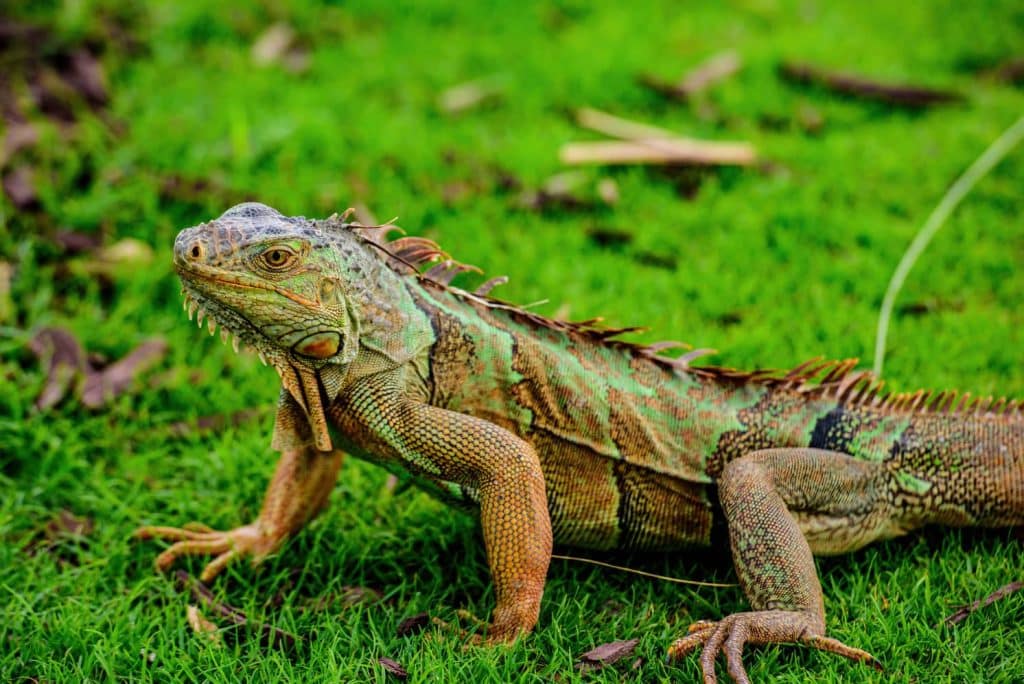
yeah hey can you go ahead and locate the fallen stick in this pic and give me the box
[943,580,1024,626]
[561,140,756,166]
[780,62,964,108]
[570,108,756,166]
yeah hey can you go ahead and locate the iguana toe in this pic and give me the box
[134,522,274,582]
[667,610,879,683]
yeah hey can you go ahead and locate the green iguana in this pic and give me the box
[136,202,1024,682]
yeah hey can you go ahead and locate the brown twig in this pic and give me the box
[780,62,964,108]
[639,50,741,100]
[173,570,299,650]
[943,580,1024,626]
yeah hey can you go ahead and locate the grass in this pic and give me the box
[2,0,1024,681]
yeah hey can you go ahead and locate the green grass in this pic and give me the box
[3,0,1024,681]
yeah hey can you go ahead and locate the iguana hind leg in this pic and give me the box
[669,448,888,683]
[135,446,344,582]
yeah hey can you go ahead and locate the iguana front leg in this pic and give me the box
[333,371,553,642]
[135,445,344,581]
[669,448,886,683]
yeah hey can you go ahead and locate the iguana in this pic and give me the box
[136,202,1024,683]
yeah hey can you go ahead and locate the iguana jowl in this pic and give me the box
[137,202,1024,682]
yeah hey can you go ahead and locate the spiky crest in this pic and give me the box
[330,213,1022,420]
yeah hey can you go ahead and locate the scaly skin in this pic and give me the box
[136,203,1024,682]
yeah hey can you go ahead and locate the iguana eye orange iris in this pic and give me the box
[260,246,297,271]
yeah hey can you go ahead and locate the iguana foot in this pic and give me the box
[666,610,880,684]
[134,522,279,582]
[430,609,524,646]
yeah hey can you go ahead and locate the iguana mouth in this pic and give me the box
[178,287,272,367]
[177,260,321,309]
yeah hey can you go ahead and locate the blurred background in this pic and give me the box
[2,1,1023,681]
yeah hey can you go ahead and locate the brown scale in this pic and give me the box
[708,387,814,478]
[886,415,1024,528]
[424,310,478,410]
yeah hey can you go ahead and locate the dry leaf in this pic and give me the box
[24,509,95,566]
[2,122,39,165]
[65,49,108,106]
[80,338,167,408]
[576,638,639,672]
[46,509,94,538]
[186,604,223,645]
[3,166,39,209]
[378,657,409,680]
[29,327,86,410]
[251,23,309,73]
[396,612,430,637]
[53,231,102,254]
[252,23,295,65]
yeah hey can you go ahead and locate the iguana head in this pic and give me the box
[173,202,361,369]
[173,202,433,451]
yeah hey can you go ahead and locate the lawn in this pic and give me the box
[2,0,1024,681]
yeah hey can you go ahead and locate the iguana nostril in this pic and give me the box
[191,243,202,259]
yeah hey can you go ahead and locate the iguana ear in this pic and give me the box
[276,364,337,452]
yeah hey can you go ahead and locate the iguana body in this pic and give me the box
[137,203,1024,682]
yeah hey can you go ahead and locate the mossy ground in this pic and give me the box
[2,1,1024,681]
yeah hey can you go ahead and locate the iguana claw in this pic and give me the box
[133,522,276,582]
[666,611,881,684]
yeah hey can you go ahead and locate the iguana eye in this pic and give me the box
[260,246,298,271]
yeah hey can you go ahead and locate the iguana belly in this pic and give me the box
[531,430,716,550]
